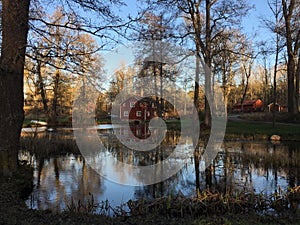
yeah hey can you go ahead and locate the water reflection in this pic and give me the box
[25,154,102,212]
[21,127,300,213]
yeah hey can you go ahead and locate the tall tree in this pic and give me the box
[213,29,248,110]
[107,63,136,103]
[26,8,103,126]
[0,0,30,176]
[134,12,177,117]
[0,0,133,176]
[240,51,255,111]
[265,0,284,125]
[281,0,300,115]
[150,0,251,126]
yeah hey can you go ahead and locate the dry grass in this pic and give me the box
[20,135,80,158]
[1,176,299,225]
[122,186,300,218]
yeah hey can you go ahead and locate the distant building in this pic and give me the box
[233,99,264,113]
[120,96,157,122]
[268,102,288,112]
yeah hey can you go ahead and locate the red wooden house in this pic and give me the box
[268,103,288,112]
[120,96,157,122]
[233,99,264,113]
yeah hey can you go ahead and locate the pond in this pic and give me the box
[20,126,300,214]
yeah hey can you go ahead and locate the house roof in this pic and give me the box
[268,102,288,107]
[234,99,262,107]
[121,96,142,104]
[121,96,157,105]
[268,102,280,106]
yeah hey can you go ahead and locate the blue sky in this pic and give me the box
[242,0,274,42]
[101,0,277,89]
[117,0,275,43]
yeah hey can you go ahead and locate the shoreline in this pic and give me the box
[1,177,299,225]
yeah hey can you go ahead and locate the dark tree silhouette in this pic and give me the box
[0,0,30,176]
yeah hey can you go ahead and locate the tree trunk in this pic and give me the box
[282,0,297,115]
[194,51,200,111]
[204,0,212,127]
[48,70,60,126]
[241,77,249,112]
[0,0,30,176]
[194,148,201,196]
[287,58,296,114]
[160,63,163,117]
[241,62,252,112]
[295,53,300,113]
[272,0,280,126]
[263,56,269,108]
[37,61,48,112]
[272,37,279,126]
[221,62,232,112]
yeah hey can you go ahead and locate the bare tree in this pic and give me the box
[240,55,254,112]
[25,8,104,126]
[265,0,284,125]
[148,0,251,126]
[133,12,177,117]
[281,0,300,115]
[0,0,136,176]
[213,30,248,110]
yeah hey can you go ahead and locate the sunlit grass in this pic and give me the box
[226,120,300,140]
[164,117,300,140]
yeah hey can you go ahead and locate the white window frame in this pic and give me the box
[123,111,129,117]
[130,102,135,108]
[136,111,141,117]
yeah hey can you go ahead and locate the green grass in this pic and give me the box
[164,118,300,141]
[225,120,300,141]
[22,118,33,127]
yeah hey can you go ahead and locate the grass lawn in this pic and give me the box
[164,116,300,141]
[225,119,300,141]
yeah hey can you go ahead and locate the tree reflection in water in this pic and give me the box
[20,127,300,213]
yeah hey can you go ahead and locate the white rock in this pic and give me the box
[270,134,281,141]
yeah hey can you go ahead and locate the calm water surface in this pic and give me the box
[21,126,300,213]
